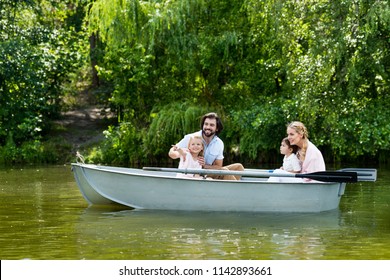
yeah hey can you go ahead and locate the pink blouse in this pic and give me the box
[300,140,326,180]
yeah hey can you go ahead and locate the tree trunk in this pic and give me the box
[89,32,99,87]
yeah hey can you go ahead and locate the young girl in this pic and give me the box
[279,137,301,173]
[171,135,206,179]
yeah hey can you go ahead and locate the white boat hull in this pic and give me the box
[71,163,346,212]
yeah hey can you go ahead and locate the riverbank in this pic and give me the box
[0,87,117,166]
[53,106,116,154]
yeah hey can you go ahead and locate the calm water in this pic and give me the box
[0,165,389,260]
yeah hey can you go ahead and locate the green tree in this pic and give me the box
[0,0,89,163]
[86,0,390,165]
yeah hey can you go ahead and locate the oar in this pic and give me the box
[143,167,358,183]
[338,168,377,182]
[245,167,377,182]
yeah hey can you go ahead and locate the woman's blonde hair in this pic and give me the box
[287,121,308,162]
[188,135,204,157]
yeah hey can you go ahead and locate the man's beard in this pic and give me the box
[202,129,216,137]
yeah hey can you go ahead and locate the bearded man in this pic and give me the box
[169,112,244,180]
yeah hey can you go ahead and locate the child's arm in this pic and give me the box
[170,145,187,161]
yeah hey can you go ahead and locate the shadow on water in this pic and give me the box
[80,206,342,230]
[74,207,342,260]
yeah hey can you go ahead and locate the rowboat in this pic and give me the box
[71,163,376,213]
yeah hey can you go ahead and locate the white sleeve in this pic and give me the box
[291,154,301,172]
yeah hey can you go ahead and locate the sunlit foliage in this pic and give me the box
[0,0,88,162]
[1,0,389,165]
[87,0,389,164]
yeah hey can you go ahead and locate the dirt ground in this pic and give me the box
[53,106,116,152]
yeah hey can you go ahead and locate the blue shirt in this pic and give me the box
[176,130,224,165]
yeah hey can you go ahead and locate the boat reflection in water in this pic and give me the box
[75,207,341,259]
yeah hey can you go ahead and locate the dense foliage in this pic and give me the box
[1,0,389,165]
[87,0,389,165]
[0,0,88,163]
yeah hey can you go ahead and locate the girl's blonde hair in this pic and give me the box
[188,135,204,157]
[287,121,308,162]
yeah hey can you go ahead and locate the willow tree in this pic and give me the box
[322,0,390,158]
[283,0,390,159]
[87,0,254,164]
[231,0,390,162]
[88,0,390,165]
[88,0,251,112]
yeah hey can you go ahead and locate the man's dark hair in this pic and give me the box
[200,112,223,135]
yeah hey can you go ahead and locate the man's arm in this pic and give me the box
[203,159,223,169]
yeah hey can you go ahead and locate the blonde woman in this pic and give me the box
[287,121,325,177]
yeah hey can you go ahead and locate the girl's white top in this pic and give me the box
[177,150,202,178]
[283,153,301,172]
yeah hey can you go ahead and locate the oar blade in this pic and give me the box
[339,168,377,182]
[297,171,358,183]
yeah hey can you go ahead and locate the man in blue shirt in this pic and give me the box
[169,112,244,180]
